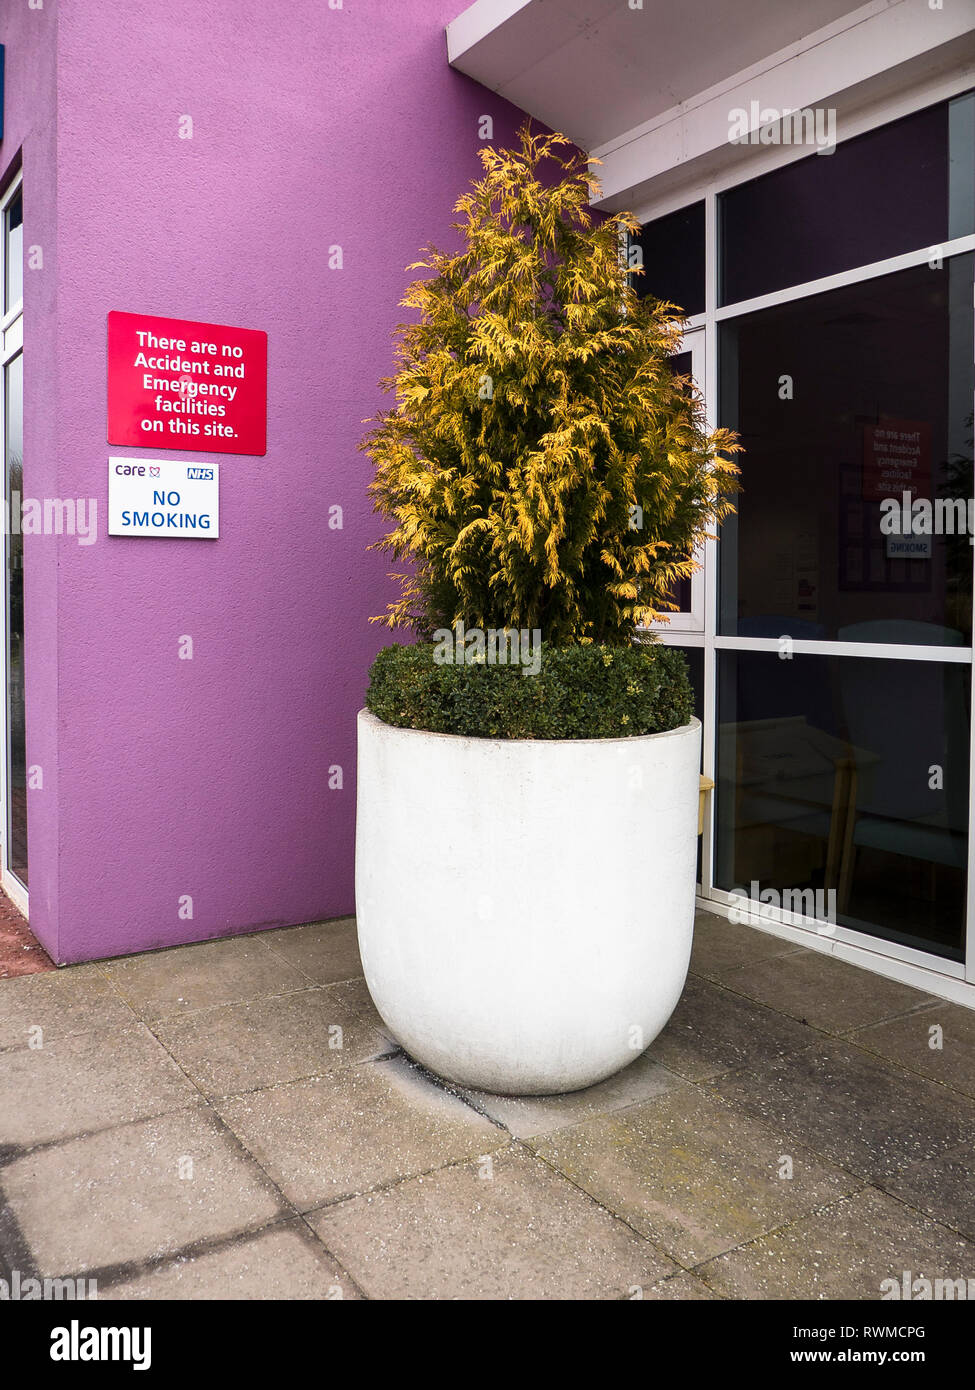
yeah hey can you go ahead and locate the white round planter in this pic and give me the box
[355,709,701,1095]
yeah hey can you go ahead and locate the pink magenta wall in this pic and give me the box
[5,0,524,962]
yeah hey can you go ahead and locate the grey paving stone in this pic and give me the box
[648,975,814,1081]
[263,918,363,986]
[309,1146,676,1300]
[641,1272,721,1300]
[853,1002,975,1099]
[99,1220,361,1300]
[457,1050,686,1138]
[879,1140,975,1243]
[689,910,805,980]
[214,1056,505,1211]
[717,949,936,1034]
[697,1187,975,1301]
[0,964,134,1050]
[531,1084,860,1265]
[2,1106,287,1275]
[710,1036,975,1183]
[102,936,309,1021]
[152,980,389,1099]
[0,1024,199,1147]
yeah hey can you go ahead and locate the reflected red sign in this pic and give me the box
[861,418,930,501]
[107,311,267,455]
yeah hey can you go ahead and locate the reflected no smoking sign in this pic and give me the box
[107,310,267,455]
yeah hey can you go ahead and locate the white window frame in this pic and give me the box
[634,71,975,1005]
[0,169,27,916]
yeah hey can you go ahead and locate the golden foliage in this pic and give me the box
[363,124,740,644]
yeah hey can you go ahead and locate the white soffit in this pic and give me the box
[446,0,875,148]
[447,0,975,207]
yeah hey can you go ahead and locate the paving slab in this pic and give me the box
[641,1272,722,1300]
[688,911,805,980]
[102,935,309,1021]
[710,1036,975,1183]
[99,1219,361,1300]
[0,1024,199,1147]
[852,1002,975,1099]
[0,964,134,1050]
[152,980,390,1098]
[647,975,814,1081]
[879,1140,975,1243]
[457,1050,686,1138]
[263,918,363,986]
[1,1106,287,1276]
[309,1146,676,1300]
[531,1084,860,1266]
[697,1187,975,1301]
[214,1056,505,1211]
[717,948,936,1034]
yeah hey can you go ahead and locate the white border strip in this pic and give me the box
[712,637,973,663]
[716,236,975,323]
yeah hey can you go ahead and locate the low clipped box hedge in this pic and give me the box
[365,641,693,741]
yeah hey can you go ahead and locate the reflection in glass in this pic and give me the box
[667,643,704,727]
[719,255,975,643]
[631,201,705,317]
[666,643,705,887]
[4,190,23,315]
[949,90,975,240]
[716,651,968,960]
[5,352,26,885]
[663,351,696,613]
[719,98,962,305]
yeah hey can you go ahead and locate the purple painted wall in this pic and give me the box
[2,0,525,963]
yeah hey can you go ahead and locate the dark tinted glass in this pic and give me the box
[719,254,974,642]
[949,90,975,238]
[720,100,956,304]
[716,650,968,960]
[668,643,704,726]
[4,188,23,313]
[631,201,705,316]
[665,351,695,611]
[667,643,705,886]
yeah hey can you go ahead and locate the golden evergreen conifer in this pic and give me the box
[364,125,739,645]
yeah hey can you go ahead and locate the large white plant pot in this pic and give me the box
[355,709,701,1095]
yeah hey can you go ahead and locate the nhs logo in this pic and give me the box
[186,467,214,481]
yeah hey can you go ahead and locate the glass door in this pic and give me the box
[715,252,974,962]
[645,85,975,984]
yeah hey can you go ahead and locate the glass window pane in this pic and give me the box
[665,643,705,886]
[663,350,695,612]
[5,351,26,885]
[719,99,960,305]
[631,201,705,316]
[719,254,974,643]
[716,650,968,960]
[949,90,975,239]
[667,643,704,726]
[5,189,23,315]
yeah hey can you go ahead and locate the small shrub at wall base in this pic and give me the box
[364,640,693,740]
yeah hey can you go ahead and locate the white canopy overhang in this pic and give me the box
[446,0,975,212]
